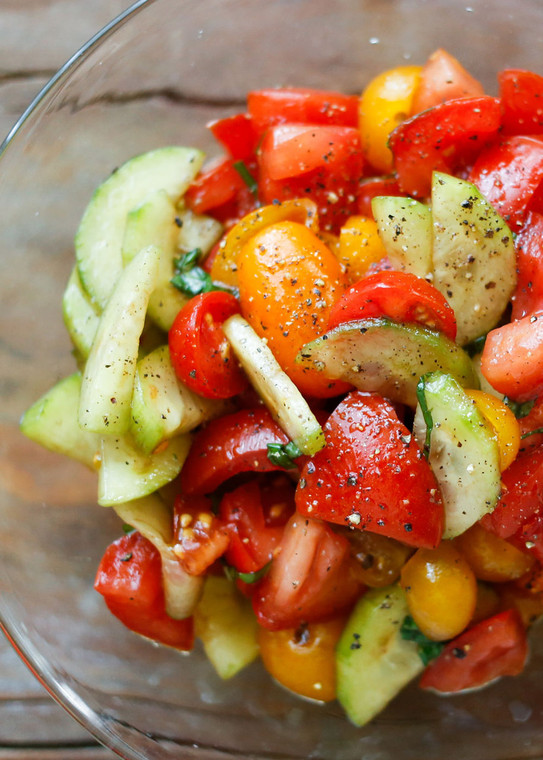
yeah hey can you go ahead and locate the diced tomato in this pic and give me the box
[411,49,485,114]
[172,494,231,575]
[389,96,501,198]
[511,211,543,320]
[357,176,403,218]
[208,182,259,229]
[419,609,528,693]
[168,291,248,400]
[295,392,444,549]
[220,475,295,573]
[499,69,543,136]
[470,136,543,232]
[480,313,543,401]
[180,408,291,495]
[207,113,259,161]
[510,511,543,564]
[252,511,364,630]
[248,87,359,134]
[258,124,363,232]
[327,270,457,340]
[518,396,543,449]
[185,157,246,214]
[94,532,194,651]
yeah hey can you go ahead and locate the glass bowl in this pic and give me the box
[2,0,543,757]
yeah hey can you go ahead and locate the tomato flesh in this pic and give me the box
[248,87,359,133]
[172,494,231,576]
[499,69,543,136]
[512,211,543,320]
[207,113,259,161]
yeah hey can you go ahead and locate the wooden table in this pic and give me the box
[0,4,133,756]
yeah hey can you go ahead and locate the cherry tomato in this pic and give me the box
[207,113,259,161]
[295,392,444,549]
[401,542,477,641]
[499,583,543,627]
[237,220,349,397]
[511,211,543,320]
[411,49,485,114]
[464,389,520,471]
[357,176,403,218]
[455,523,534,583]
[248,87,359,133]
[470,135,543,232]
[258,616,346,701]
[471,582,501,625]
[518,395,543,449]
[390,96,501,198]
[94,532,194,651]
[171,494,231,576]
[419,609,528,692]
[185,157,246,214]
[499,69,543,136]
[168,291,248,400]
[252,512,363,630]
[327,270,457,339]
[358,65,422,173]
[337,216,389,281]
[180,408,291,495]
[338,527,414,588]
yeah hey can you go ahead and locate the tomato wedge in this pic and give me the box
[248,87,359,133]
[411,48,485,114]
[180,407,291,495]
[295,392,444,549]
[94,532,194,651]
[327,270,457,339]
[207,113,259,161]
[252,511,363,630]
[357,176,403,218]
[185,157,247,214]
[172,494,231,575]
[511,211,543,320]
[499,69,543,136]
[389,96,501,198]
[168,291,248,400]
[419,609,528,693]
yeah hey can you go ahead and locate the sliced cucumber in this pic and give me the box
[75,146,204,308]
[194,575,259,680]
[114,495,203,620]
[62,268,101,358]
[79,245,160,435]
[413,371,501,538]
[131,345,224,454]
[98,432,191,507]
[472,351,504,400]
[336,584,423,727]
[296,318,478,408]
[20,372,100,469]
[177,208,223,256]
[222,314,325,455]
[431,172,516,345]
[372,196,432,278]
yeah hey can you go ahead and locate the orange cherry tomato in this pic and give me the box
[499,583,543,627]
[464,389,520,471]
[471,582,501,625]
[342,529,414,588]
[257,616,345,702]
[338,215,388,281]
[455,523,535,583]
[237,220,349,397]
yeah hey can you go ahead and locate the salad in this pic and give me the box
[20,48,543,725]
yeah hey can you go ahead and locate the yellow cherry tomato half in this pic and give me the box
[400,542,477,641]
[465,389,521,471]
[358,65,422,173]
[338,215,388,282]
[258,617,345,702]
[455,523,535,583]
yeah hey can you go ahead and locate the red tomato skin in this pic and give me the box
[511,211,543,320]
[94,532,194,651]
[480,313,543,401]
[168,291,248,400]
[327,270,457,339]
[185,157,246,214]
[389,96,501,198]
[207,113,259,161]
[411,48,485,114]
[252,511,364,630]
[357,176,403,218]
[470,136,543,232]
[172,494,231,576]
[180,408,291,495]
[295,392,444,549]
[419,609,528,693]
[248,87,359,133]
[499,69,543,136]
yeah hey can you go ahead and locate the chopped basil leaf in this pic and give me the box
[175,248,202,271]
[416,374,433,460]
[400,615,444,665]
[233,160,258,197]
[521,426,543,440]
[267,440,303,469]
[171,248,234,297]
[504,396,536,419]
[222,560,271,584]
[464,334,487,357]
[122,523,134,534]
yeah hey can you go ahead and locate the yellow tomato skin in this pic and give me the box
[258,617,345,702]
[237,220,348,397]
[499,584,543,627]
[359,65,422,173]
[400,542,477,641]
[339,215,388,281]
[465,389,520,471]
[455,523,535,583]
[471,582,501,625]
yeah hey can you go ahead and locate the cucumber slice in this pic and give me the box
[177,208,223,256]
[472,351,504,400]
[222,314,325,455]
[372,196,432,278]
[194,575,259,680]
[431,172,516,345]
[336,584,423,727]
[20,373,100,469]
[413,371,501,538]
[114,495,203,620]
[297,318,478,408]
[79,245,160,435]
[131,345,225,454]
[75,146,204,308]
[62,268,100,358]
[98,432,191,507]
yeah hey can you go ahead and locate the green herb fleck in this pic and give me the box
[521,426,543,440]
[233,160,258,197]
[223,560,271,584]
[171,248,231,297]
[267,441,303,469]
[400,615,444,665]
[416,374,434,460]
[504,396,536,419]
[464,334,487,357]
[122,523,134,534]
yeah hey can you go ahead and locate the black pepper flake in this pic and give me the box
[404,523,413,532]
[452,647,467,659]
